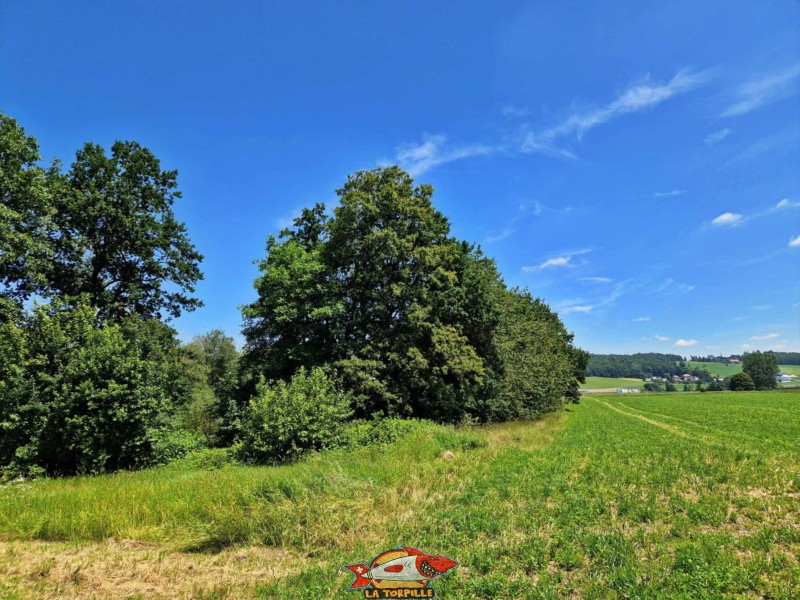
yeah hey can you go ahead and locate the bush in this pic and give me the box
[148,429,204,466]
[339,418,432,448]
[729,372,755,391]
[0,301,183,476]
[240,367,352,464]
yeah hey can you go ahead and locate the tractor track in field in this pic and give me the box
[613,401,765,445]
[589,398,734,449]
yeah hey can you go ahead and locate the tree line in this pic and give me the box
[586,353,689,379]
[0,113,588,477]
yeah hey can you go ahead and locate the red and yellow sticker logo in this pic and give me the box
[342,546,459,598]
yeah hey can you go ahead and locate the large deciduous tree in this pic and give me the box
[51,141,203,322]
[742,351,778,390]
[242,166,586,423]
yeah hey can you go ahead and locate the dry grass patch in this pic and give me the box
[0,539,306,599]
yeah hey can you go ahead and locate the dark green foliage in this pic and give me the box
[764,351,800,365]
[0,112,209,477]
[240,367,352,464]
[148,429,205,466]
[51,141,203,322]
[242,166,586,424]
[490,288,586,420]
[587,353,686,378]
[742,351,779,390]
[183,330,241,445]
[729,372,756,391]
[0,113,58,305]
[0,301,182,476]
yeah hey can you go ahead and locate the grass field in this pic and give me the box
[686,361,742,378]
[580,376,643,390]
[1,391,799,598]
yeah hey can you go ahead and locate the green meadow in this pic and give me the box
[685,361,743,378]
[1,390,799,599]
[580,376,644,390]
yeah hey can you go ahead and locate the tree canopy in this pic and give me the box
[742,351,779,390]
[242,166,587,423]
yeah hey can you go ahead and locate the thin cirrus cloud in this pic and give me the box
[579,276,613,283]
[632,316,651,322]
[561,305,593,315]
[394,69,709,173]
[720,64,800,118]
[674,339,698,347]
[704,128,732,145]
[655,335,670,342]
[751,333,780,340]
[521,70,709,158]
[395,134,498,176]
[654,189,686,198]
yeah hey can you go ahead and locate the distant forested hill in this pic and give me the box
[586,353,686,378]
[766,352,800,365]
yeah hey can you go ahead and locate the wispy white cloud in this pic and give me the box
[790,235,800,248]
[579,276,613,284]
[777,198,800,209]
[655,189,686,198]
[675,339,698,347]
[752,305,771,310]
[524,248,592,271]
[395,134,497,176]
[708,198,800,234]
[539,256,573,269]
[484,200,550,245]
[704,128,732,146]
[562,305,593,314]
[710,212,742,226]
[650,278,695,296]
[484,229,515,244]
[656,335,670,342]
[633,316,651,322]
[521,70,709,158]
[721,64,800,118]
[751,333,780,341]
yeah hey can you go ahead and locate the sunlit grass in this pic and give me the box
[2,391,799,598]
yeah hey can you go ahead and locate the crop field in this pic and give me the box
[1,391,799,599]
[580,376,644,390]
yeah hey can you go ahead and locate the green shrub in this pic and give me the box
[729,372,756,391]
[0,301,184,476]
[339,418,432,448]
[240,367,352,464]
[148,429,204,466]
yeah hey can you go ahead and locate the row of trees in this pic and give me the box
[1,113,588,476]
[586,353,689,379]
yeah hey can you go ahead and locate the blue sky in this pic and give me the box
[2,1,798,355]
